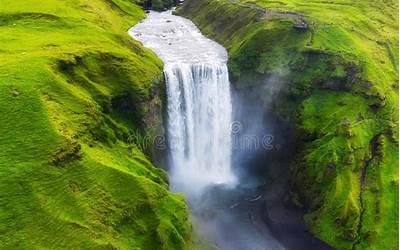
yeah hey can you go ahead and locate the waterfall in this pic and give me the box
[129,11,236,191]
[165,63,236,190]
[128,11,318,250]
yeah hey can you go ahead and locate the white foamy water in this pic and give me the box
[129,11,236,191]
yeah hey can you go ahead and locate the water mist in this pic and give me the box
[129,10,285,250]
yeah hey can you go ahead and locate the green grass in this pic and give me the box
[0,0,192,249]
[177,0,398,249]
[242,0,398,95]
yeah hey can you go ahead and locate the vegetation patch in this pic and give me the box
[0,0,192,249]
[177,0,398,249]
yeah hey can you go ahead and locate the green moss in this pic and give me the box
[0,0,191,249]
[178,0,398,249]
[229,20,309,76]
[151,0,174,11]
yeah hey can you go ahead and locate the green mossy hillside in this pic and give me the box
[0,0,191,249]
[177,0,398,249]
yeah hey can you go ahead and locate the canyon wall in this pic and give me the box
[177,0,399,249]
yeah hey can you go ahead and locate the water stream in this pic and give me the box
[129,10,329,250]
[129,10,236,193]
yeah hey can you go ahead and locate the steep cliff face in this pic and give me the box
[0,0,191,249]
[177,0,398,249]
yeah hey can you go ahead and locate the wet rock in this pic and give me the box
[362,82,373,89]
[293,20,308,30]
[325,163,336,178]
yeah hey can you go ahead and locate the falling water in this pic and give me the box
[129,10,331,250]
[129,11,236,192]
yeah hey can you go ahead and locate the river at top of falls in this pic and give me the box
[128,10,237,193]
[129,10,227,65]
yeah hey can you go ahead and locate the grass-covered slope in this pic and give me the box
[177,0,398,249]
[0,0,191,249]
